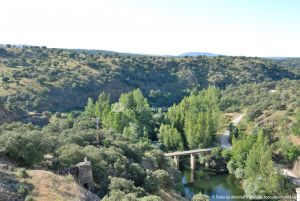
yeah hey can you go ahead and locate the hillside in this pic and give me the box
[0,167,100,201]
[25,170,100,201]
[0,45,300,200]
[1,45,300,125]
[178,52,221,57]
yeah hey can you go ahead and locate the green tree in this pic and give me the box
[191,193,209,201]
[244,132,283,196]
[108,177,146,197]
[85,97,95,117]
[57,144,85,167]
[94,92,111,119]
[158,124,183,150]
[292,111,300,136]
[0,130,46,166]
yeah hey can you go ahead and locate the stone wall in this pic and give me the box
[71,157,94,191]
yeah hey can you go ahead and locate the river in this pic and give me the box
[181,164,247,200]
[181,113,248,200]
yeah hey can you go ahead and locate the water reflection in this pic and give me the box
[182,167,247,201]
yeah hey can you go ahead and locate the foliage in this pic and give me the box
[158,124,183,151]
[292,110,300,136]
[163,86,220,149]
[1,45,300,124]
[0,129,47,166]
[191,193,209,201]
[17,184,30,198]
[229,130,284,195]
[1,46,300,199]
[108,177,146,197]
[275,135,300,164]
[229,131,256,170]
[16,168,28,179]
[84,89,155,141]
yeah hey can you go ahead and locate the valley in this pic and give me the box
[0,45,300,200]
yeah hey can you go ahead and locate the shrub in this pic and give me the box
[16,168,28,179]
[25,195,35,201]
[227,160,236,174]
[247,108,263,121]
[235,168,245,179]
[191,193,209,201]
[1,76,10,82]
[17,184,29,198]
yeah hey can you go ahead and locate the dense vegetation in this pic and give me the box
[0,107,183,199]
[1,45,300,125]
[1,45,300,200]
[227,127,299,196]
[161,86,220,150]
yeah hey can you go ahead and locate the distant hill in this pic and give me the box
[178,52,221,57]
[1,45,300,124]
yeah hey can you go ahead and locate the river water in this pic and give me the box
[182,165,247,201]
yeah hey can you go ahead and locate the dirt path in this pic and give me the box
[220,113,244,148]
[282,168,300,186]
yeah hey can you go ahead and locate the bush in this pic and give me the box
[227,160,236,174]
[16,168,28,179]
[221,149,232,162]
[25,195,35,201]
[102,190,138,201]
[247,108,263,121]
[234,168,245,179]
[17,184,29,198]
[283,146,300,163]
[191,193,209,201]
[0,131,47,166]
[108,177,146,197]
[143,171,159,193]
[140,195,162,201]
[1,77,10,82]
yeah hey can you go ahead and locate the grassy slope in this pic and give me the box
[25,170,100,201]
[0,168,100,201]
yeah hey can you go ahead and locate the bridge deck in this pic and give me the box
[164,148,214,157]
[164,146,232,157]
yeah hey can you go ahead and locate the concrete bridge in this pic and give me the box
[164,113,243,170]
[164,147,231,170]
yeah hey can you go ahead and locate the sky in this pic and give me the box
[0,0,299,57]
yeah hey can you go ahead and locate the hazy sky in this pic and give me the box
[1,0,299,56]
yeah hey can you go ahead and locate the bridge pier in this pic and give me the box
[173,155,179,169]
[190,154,196,170]
[296,188,300,201]
[190,169,195,183]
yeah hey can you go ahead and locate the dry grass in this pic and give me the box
[25,170,98,201]
[217,113,243,135]
[288,135,300,146]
